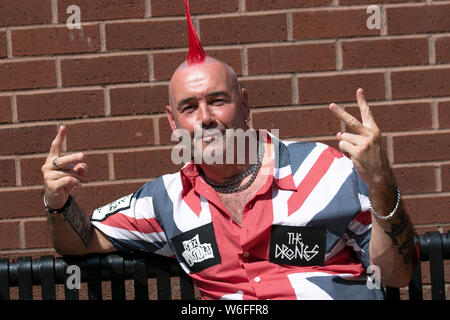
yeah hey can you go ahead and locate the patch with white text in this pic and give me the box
[91,193,134,222]
[269,225,326,266]
[172,223,221,273]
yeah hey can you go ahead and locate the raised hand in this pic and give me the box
[329,88,392,188]
[42,126,89,210]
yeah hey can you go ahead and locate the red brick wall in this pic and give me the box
[0,0,448,298]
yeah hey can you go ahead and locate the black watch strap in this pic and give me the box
[44,195,73,214]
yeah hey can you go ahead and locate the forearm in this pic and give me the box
[46,197,93,256]
[368,179,416,288]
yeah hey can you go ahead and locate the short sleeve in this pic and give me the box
[90,183,174,257]
[344,169,372,268]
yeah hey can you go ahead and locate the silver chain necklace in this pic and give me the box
[200,139,265,194]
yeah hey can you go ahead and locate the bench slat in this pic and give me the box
[133,258,148,300]
[110,255,126,300]
[0,259,10,300]
[179,272,195,300]
[40,256,56,300]
[426,232,446,300]
[156,264,171,300]
[18,257,33,300]
[408,262,423,300]
[87,256,102,300]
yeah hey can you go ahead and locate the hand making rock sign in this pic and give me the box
[41,125,89,211]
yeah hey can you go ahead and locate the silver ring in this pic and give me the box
[52,157,60,170]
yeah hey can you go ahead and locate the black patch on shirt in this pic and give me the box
[172,223,221,273]
[269,225,326,266]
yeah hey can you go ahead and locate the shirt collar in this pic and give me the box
[180,130,297,196]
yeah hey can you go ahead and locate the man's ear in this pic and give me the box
[165,105,178,132]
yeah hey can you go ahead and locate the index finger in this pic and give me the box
[47,125,66,159]
[329,103,365,134]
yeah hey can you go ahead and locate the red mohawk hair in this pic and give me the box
[184,0,207,65]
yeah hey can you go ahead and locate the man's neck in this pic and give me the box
[198,161,254,184]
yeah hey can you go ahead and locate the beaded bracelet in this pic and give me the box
[369,188,401,221]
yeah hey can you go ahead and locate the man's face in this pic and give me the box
[166,59,249,163]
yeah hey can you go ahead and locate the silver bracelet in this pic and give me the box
[369,188,401,221]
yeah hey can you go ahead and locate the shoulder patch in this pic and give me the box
[91,193,134,222]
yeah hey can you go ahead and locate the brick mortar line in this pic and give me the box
[50,0,58,24]
[107,153,115,180]
[293,64,450,78]
[10,95,17,123]
[0,217,47,223]
[0,247,55,254]
[14,157,21,186]
[239,0,246,12]
[3,33,449,63]
[391,160,450,168]
[384,70,392,101]
[0,1,449,33]
[1,165,450,190]
[18,220,25,249]
[0,82,170,97]
[403,191,450,199]
[7,149,446,169]
[385,128,450,137]
[241,46,248,76]
[5,29,12,58]
[435,166,442,192]
[1,33,443,64]
[0,99,449,131]
[335,39,343,71]
[55,58,62,88]
[0,178,152,192]
[171,2,450,19]
[0,113,169,129]
[1,40,450,66]
[0,51,152,64]
[145,0,151,18]
[2,21,100,32]
[431,101,439,129]
[386,135,394,164]
[0,144,176,160]
[99,22,107,52]
[103,87,111,117]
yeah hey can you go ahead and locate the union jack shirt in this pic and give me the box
[90,132,385,300]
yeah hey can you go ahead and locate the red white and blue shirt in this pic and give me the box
[90,132,384,300]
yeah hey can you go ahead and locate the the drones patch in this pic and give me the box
[269,225,326,266]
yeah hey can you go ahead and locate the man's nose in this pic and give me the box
[198,102,215,126]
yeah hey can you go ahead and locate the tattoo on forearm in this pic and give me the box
[63,198,93,247]
[384,214,415,265]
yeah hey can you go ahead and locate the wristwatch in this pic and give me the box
[44,195,73,215]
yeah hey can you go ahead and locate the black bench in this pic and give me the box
[0,231,448,300]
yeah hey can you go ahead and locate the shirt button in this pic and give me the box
[243,251,249,257]
[254,276,261,283]
[229,218,233,223]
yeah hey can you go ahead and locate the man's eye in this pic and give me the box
[182,105,195,112]
[211,99,226,106]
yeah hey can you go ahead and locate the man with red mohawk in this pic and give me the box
[42,0,416,300]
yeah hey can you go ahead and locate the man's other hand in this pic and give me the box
[42,125,89,210]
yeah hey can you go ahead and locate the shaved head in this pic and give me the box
[168,57,241,109]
